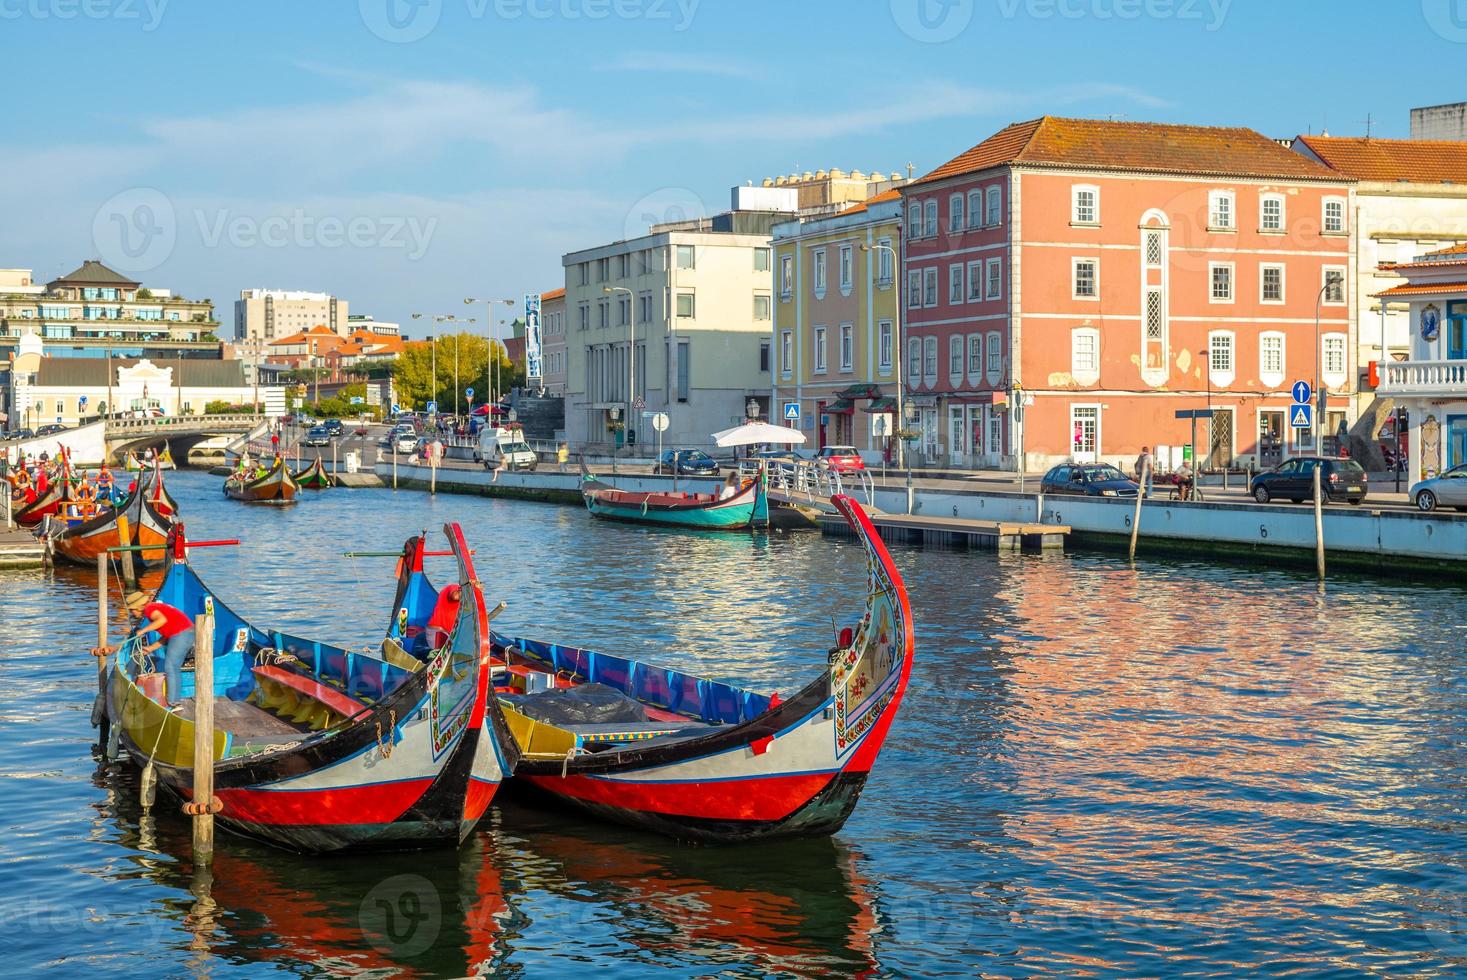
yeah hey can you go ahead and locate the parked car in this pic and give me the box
[474,427,537,471]
[1250,456,1368,504]
[303,426,332,447]
[3,428,34,442]
[36,423,67,436]
[1040,463,1140,497]
[653,449,720,476]
[1410,463,1467,512]
[393,431,419,454]
[324,418,344,437]
[815,445,866,474]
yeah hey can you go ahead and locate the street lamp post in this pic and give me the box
[464,297,515,416]
[604,285,637,452]
[860,242,904,468]
[1313,273,1340,454]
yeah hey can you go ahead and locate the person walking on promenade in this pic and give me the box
[1135,446,1153,497]
[557,442,569,473]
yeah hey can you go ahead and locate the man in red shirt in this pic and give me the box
[423,584,461,652]
[126,591,196,707]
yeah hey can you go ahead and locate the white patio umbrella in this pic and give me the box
[711,420,807,447]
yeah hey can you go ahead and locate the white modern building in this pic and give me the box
[234,288,349,342]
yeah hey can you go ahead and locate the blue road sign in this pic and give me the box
[1290,403,1313,429]
[426,400,438,414]
[783,401,800,421]
[1291,380,1312,404]
[391,403,400,414]
[465,387,474,398]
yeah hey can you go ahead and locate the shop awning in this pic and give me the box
[863,397,897,412]
[949,391,1008,405]
[825,399,855,413]
[834,383,884,400]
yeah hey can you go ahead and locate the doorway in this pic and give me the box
[1071,405,1099,463]
[1207,408,1234,469]
[1258,409,1284,467]
[948,406,967,466]
[1449,415,1467,470]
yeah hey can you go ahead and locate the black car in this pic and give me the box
[303,425,332,447]
[324,418,344,437]
[5,428,35,442]
[1250,456,1368,504]
[1040,463,1140,497]
[653,449,720,476]
[36,423,67,436]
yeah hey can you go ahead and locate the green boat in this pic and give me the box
[581,462,768,530]
[292,456,334,489]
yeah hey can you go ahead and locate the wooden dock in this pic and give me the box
[816,508,1068,552]
[0,526,45,568]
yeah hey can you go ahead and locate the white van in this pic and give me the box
[475,426,537,471]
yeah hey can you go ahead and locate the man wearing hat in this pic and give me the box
[125,591,196,708]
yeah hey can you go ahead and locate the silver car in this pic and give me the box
[1410,463,1467,511]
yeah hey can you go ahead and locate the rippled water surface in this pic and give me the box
[4,470,1467,977]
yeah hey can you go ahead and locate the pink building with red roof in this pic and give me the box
[900,116,1356,473]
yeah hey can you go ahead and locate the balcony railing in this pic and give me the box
[1377,358,1467,397]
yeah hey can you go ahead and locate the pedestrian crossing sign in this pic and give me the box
[784,402,800,421]
[1290,403,1313,429]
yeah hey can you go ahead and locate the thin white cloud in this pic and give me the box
[600,51,760,80]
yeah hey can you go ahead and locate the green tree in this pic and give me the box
[392,332,522,412]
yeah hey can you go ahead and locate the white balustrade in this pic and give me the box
[1378,359,1467,396]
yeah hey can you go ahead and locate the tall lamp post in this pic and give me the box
[411,312,449,419]
[860,242,904,467]
[464,297,515,415]
[1313,272,1341,454]
[604,285,637,451]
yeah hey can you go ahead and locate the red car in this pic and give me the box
[816,445,866,474]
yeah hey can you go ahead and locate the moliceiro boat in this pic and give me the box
[48,470,177,568]
[580,461,769,530]
[292,456,333,489]
[224,456,299,504]
[399,494,912,843]
[102,522,516,853]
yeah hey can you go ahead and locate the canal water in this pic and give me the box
[3,470,1467,978]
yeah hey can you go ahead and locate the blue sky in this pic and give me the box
[3,0,1462,336]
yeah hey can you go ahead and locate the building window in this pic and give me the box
[813,249,827,294]
[1208,190,1235,230]
[780,255,793,299]
[923,200,938,238]
[1261,264,1284,303]
[1144,231,1162,268]
[907,201,921,239]
[923,268,938,307]
[616,253,630,278]
[967,261,983,301]
[1210,262,1234,302]
[949,335,964,378]
[923,336,938,384]
[908,270,923,308]
[908,338,922,384]
[1260,194,1284,231]
[597,301,609,328]
[1260,332,1285,388]
[1073,258,1098,299]
[678,339,690,401]
[1208,330,1235,386]
[638,292,652,323]
[753,294,771,320]
[781,329,793,376]
[813,326,827,373]
[1323,334,1347,378]
[578,304,589,331]
[1323,197,1346,234]
[949,193,964,233]
[578,263,589,286]
[967,190,982,229]
[985,186,1001,226]
[1072,327,1099,384]
[968,334,982,374]
[1072,185,1099,225]
[676,245,696,269]
[840,323,854,372]
[875,238,893,284]
[759,339,770,373]
[878,320,893,372]
[1323,267,1345,304]
[985,258,1002,301]
[1143,286,1166,376]
[596,257,609,281]
[949,263,964,303]
[676,291,695,318]
[986,332,1002,380]
[754,247,771,272]
[839,245,853,291]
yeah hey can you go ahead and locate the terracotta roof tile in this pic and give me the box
[1375,280,1467,297]
[541,287,566,301]
[49,259,140,287]
[914,116,1342,186]
[836,188,903,216]
[1295,135,1467,183]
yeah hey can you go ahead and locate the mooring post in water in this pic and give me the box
[392,443,398,490]
[191,607,217,865]
[1312,463,1325,580]
[1129,458,1149,561]
[4,480,11,530]
[96,554,109,688]
[115,513,137,587]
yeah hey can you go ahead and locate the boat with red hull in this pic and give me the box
[102,522,518,853]
[397,494,913,843]
[48,468,177,568]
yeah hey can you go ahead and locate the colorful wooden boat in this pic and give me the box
[124,447,176,471]
[47,472,175,567]
[224,456,298,504]
[291,456,333,489]
[12,472,71,527]
[102,522,516,853]
[400,494,911,843]
[580,461,769,530]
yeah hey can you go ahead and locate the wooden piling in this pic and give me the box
[115,513,137,587]
[96,554,109,688]
[192,608,216,865]
[1312,463,1325,580]
[1129,458,1149,561]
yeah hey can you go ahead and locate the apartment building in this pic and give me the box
[902,116,1356,471]
[0,260,218,345]
[540,287,567,396]
[234,288,349,342]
